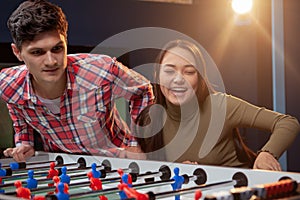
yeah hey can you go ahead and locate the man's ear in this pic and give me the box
[11,43,23,62]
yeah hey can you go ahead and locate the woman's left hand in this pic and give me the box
[182,160,199,165]
[253,151,282,171]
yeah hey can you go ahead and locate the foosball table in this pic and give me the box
[1,152,300,200]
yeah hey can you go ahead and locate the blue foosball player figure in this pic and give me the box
[56,182,69,200]
[119,173,132,200]
[171,167,184,200]
[91,163,101,178]
[26,169,38,189]
[59,166,70,184]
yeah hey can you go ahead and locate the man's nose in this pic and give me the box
[44,52,57,66]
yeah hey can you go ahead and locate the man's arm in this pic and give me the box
[4,104,35,161]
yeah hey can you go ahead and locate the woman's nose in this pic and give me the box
[173,73,185,84]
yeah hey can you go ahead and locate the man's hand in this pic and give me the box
[253,151,282,171]
[3,145,35,162]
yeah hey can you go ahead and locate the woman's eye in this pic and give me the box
[163,67,175,73]
[185,71,196,75]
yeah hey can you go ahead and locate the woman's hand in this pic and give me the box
[118,146,147,160]
[3,145,35,162]
[253,151,282,171]
[182,160,199,165]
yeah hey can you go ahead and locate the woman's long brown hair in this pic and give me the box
[136,40,256,167]
[135,40,212,158]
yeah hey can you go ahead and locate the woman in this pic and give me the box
[136,39,300,170]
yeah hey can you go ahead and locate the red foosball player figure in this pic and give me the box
[47,162,59,187]
[194,190,202,200]
[119,173,134,200]
[87,171,108,200]
[117,168,132,186]
[118,183,149,200]
[33,196,47,200]
[0,163,6,193]
[15,180,31,199]
[0,177,4,194]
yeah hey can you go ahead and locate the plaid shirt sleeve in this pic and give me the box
[110,60,154,122]
[109,59,154,143]
[7,103,35,147]
[0,67,35,147]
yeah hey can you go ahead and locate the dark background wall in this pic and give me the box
[0,0,299,172]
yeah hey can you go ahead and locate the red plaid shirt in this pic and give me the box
[0,54,154,156]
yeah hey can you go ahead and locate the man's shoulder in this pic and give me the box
[67,53,117,89]
[0,65,28,84]
[0,65,28,102]
[67,53,114,67]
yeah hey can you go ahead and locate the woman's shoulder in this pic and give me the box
[209,92,248,105]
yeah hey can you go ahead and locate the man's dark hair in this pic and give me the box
[7,0,68,50]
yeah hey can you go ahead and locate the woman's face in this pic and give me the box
[159,47,199,105]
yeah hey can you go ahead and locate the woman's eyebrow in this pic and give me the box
[162,64,176,67]
[184,64,195,68]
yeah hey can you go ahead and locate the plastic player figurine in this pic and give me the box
[47,162,59,187]
[87,171,103,190]
[171,167,185,200]
[118,183,149,200]
[0,177,3,194]
[0,163,5,193]
[119,173,133,200]
[117,169,133,186]
[194,190,202,200]
[56,182,69,200]
[0,163,6,176]
[59,166,70,184]
[87,171,108,200]
[91,163,101,179]
[15,180,31,199]
[26,169,38,189]
[53,176,69,194]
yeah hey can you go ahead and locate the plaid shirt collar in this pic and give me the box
[22,57,79,104]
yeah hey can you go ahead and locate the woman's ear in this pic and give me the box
[11,43,23,62]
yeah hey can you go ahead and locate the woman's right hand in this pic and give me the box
[253,151,282,171]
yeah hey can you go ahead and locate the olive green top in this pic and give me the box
[142,92,300,168]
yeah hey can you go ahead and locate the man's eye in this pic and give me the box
[52,46,63,53]
[30,50,43,55]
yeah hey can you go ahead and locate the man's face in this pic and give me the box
[12,30,67,87]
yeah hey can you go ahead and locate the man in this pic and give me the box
[0,0,154,161]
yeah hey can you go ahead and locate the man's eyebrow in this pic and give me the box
[55,41,64,45]
[29,41,64,50]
